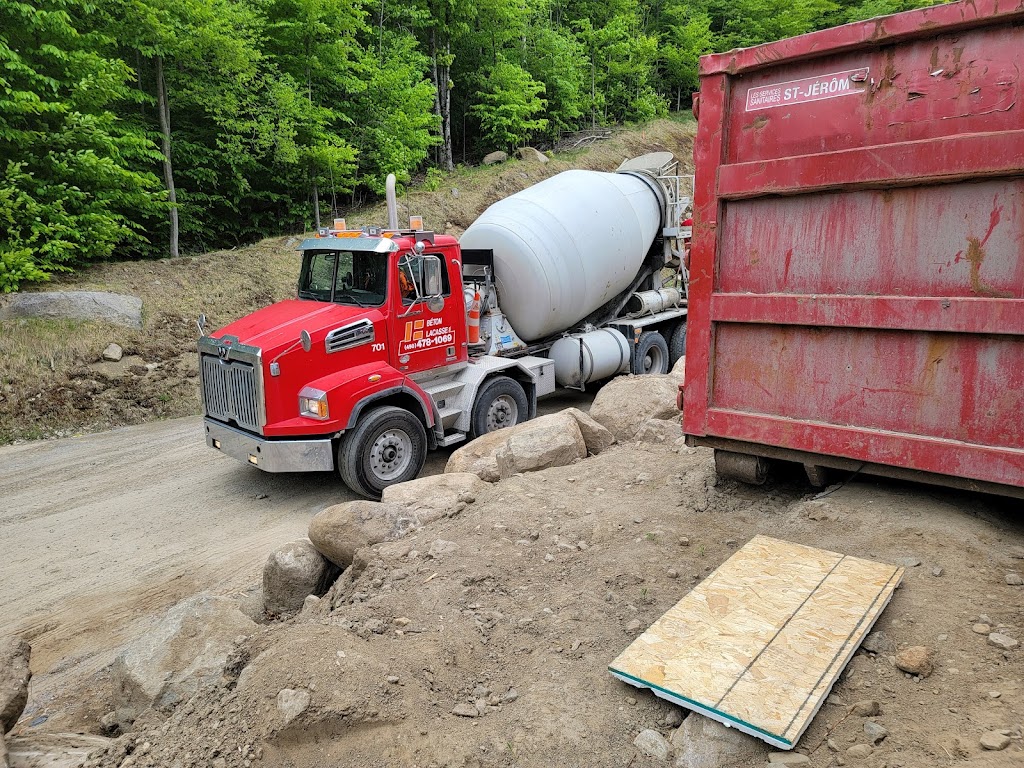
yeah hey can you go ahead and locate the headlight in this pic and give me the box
[298,387,329,420]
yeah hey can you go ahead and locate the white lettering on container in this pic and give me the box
[745,68,869,112]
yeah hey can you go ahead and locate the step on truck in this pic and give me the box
[199,153,693,498]
[683,0,1024,497]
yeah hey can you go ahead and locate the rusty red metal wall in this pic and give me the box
[684,0,1024,491]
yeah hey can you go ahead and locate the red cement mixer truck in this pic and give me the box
[198,153,692,497]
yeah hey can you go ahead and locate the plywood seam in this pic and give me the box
[780,565,903,739]
[713,553,847,709]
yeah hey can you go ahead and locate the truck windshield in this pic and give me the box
[297,250,387,307]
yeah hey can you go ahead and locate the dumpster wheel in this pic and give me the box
[714,450,770,485]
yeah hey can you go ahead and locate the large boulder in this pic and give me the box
[0,291,142,329]
[109,593,256,712]
[0,638,30,734]
[444,412,587,482]
[381,472,488,521]
[308,500,422,569]
[516,146,549,164]
[482,151,508,165]
[5,732,112,768]
[589,375,682,442]
[262,539,338,615]
[671,714,768,767]
[563,408,615,455]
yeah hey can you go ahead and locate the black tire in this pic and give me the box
[668,321,687,368]
[469,375,528,439]
[632,331,669,375]
[337,405,427,499]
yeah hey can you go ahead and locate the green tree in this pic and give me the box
[659,0,713,109]
[470,59,548,151]
[0,0,163,291]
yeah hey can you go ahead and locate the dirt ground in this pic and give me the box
[8,428,1021,767]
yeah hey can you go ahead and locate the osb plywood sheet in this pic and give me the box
[609,535,903,749]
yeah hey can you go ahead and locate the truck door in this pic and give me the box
[390,247,467,375]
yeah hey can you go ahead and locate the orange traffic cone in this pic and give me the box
[467,291,481,344]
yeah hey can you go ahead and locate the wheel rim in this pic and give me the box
[643,345,665,373]
[485,395,519,431]
[369,428,413,481]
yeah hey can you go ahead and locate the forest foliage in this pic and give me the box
[1,0,945,290]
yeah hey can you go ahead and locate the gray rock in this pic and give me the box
[516,146,549,164]
[262,539,337,615]
[302,594,322,613]
[662,709,683,728]
[861,630,893,653]
[671,714,768,768]
[277,688,311,725]
[5,732,112,768]
[846,744,873,759]
[108,593,256,711]
[864,720,888,745]
[931,566,944,577]
[635,418,682,445]
[633,729,671,761]
[896,557,921,568]
[563,407,615,455]
[0,291,143,329]
[98,707,136,736]
[979,731,1011,750]
[501,688,518,703]
[1005,573,1023,586]
[445,412,587,482]
[0,639,30,734]
[451,702,479,717]
[590,375,682,442]
[768,753,810,765]
[381,472,488,521]
[427,539,459,558]
[972,623,991,635]
[988,632,1019,650]
[450,187,460,198]
[482,151,508,165]
[851,700,880,717]
[308,500,423,568]
[101,343,123,362]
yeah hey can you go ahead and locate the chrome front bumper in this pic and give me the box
[204,419,334,473]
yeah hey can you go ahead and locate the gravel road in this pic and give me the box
[0,392,590,718]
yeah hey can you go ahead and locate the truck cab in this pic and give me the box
[200,227,546,498]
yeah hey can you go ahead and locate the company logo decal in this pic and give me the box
[400,317,454,353]
[745,68,869,112]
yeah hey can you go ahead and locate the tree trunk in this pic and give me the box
[154,55,178,259]
[312,175,321,228]
[430,30,454,172]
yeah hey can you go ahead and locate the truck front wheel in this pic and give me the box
[632,331,669,375]
[470,376,528,439]
[338,405,427,499]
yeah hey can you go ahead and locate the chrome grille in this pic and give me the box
[201,354,262,431]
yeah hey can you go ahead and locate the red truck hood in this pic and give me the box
[211,299,379,357]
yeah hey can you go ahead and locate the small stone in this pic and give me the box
[988,691,1001,699]
[851,700,880,717]
[276,688,310,724]
[633,517,644,524]
[544,553,555,562]
[386,675,400,684]
[679,536,690,546]
[394,616,410,626]
[662,709,683,728]
[768,752,810,764]
[625,696,637,706]
[724,538,737,546]
[625,619,642,633]
[1005,573,1023,586]
[931,567,943,577]
[846,744,873,759]
[973,623,992,634]
[987,632,1019,650]
[979,731,1011,751]
[633,729,671,761]
[667,568,679,579]
[979,614,994,624]
[864,721,888,745]
[301,594,321,612]
[102,343,123,362]
[895,646,934,677]
[451,702,478,718]
[896,557,921,568]
[501,688,518,703]
[861,631,894,654]
[827,739,840,752]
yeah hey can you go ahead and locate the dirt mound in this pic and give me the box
[83,442,1023,767]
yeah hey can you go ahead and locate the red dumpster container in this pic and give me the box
[683,0,1024,497]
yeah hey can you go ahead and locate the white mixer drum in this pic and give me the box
[459,170,662,341]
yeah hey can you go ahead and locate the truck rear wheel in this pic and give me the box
[470,376,528,439]
[338,406,427,499]
[632,331,669,375]
[668,321,687,368]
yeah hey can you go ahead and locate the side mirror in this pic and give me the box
[426,296,445,313]
[421,255,443,297]
[300,329,312,353]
